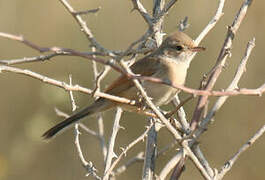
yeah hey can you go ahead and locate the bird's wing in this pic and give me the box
[104,56,161,95]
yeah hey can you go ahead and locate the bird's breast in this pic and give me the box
[142,60,189,106]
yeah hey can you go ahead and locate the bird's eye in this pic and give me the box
[176,46,183,51]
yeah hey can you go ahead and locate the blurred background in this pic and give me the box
[0,0,264,179]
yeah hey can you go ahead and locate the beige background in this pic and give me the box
[0,0,264,179]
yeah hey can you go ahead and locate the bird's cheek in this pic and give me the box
[165,49,181,57]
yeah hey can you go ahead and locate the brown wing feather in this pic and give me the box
[104,56,161,95]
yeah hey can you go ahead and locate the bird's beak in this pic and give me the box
[190,46,206,52]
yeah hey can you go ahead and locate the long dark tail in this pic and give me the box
[42,99,111,140]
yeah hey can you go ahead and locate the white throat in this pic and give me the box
[159,51,193,69]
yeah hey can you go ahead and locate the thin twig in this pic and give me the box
[73,7,101,15]
[54,108,105,142]
[165,95,193,119]
[92,65,111,98]
[0,52,70,65]
[159,149,184,179]
[91,48,108,160]
[58,0,117,56]
[104,125,152,178]
[172,96,190,133]
[68,75,77,111]
[67,75,101,179]
[169,155,186,180]
[112,141,177,178]
[142,119,157,180]
[74,124,101,179]
[193,145,214,177]
[0,65,135,105]
[131,0,153,27]
[195,0,226,45]
[178,16,190,32]
[103,107,123,180]
[155,0,179,21]
[216,124,265,180]
[112,152,144,177]
[168,95,191,179]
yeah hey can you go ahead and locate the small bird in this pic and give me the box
[42,31,205,139]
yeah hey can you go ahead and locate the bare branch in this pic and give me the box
[68,75,78,111]
[58,0,117,56]
[159,149,183,179]
[201,38,256,132]
[165,95,193,119]
[90,52,108,159]
[0,32,123,72]
[103,108,123,180]
[54,108,106,146]
[155,0,179,21]
[67,75,101,179]
[178,16,190,32]
[131,0,153,27]
[142,119,158,180]
[0,52,68,65]
[191,0,254,130]
[0,65,135,105]
[216,124,265,180]
[74,124,101,180]
[73,7,101,16]
[104,125,152,179]
[0,32,49,52]
[112,152,144,177]
[92,65,111,98]
[169,155,186,180]
[172,96,190,133]
[193,145,214,177]
[195,0,225,45]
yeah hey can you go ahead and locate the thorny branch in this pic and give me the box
[103,108,123,180]
[58,0,117,56]
[190,0,254,130]
[216,124,265,180]
[67,75,101,179]
[104,125,152,179]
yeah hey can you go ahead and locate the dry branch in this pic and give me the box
[216,124,265,179]
[191,0,254,130]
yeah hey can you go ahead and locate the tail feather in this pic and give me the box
[42,100,111,139]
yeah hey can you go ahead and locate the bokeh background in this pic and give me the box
[0,0,264,179]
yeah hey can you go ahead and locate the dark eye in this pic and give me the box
[176,46,183,51]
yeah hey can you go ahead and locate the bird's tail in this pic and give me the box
[42,99,112,140]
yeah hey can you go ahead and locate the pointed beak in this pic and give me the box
[190,46,206,52]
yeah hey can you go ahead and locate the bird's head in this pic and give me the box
[157,31,205,62]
